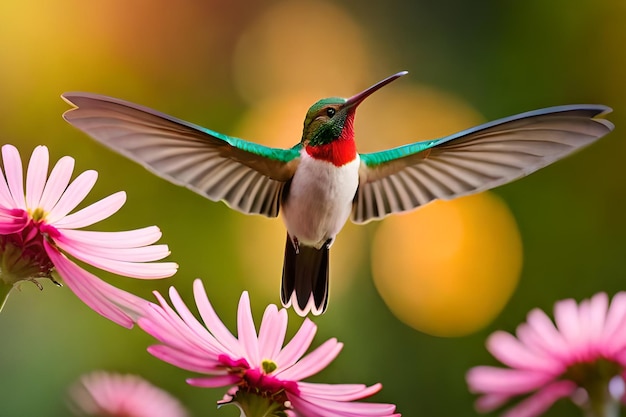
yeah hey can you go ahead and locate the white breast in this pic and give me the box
[281,151,360,248]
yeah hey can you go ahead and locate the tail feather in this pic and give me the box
[281,234,329,316]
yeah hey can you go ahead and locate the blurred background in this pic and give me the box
[0,0,624,416]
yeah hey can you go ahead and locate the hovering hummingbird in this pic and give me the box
[62,71,613,316]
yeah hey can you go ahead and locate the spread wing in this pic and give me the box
[353,105,614,223]
[62,93,301,217]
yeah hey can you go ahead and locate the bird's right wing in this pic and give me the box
[353,105,614,223]
[62,93,301,217]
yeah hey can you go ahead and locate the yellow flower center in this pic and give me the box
[262,359,277,374]
[29,207,46,222]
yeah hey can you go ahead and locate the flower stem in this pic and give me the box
[583,400,619,417]
[582,382,620,417]
[0,283,12,312]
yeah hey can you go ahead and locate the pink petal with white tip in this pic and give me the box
[602,292,626,355]
[53,191,126,229]
[164,287,231,356]
[278,338,343,381]
[187,375,242,388]
[274,318,317,369]
[487,331,561,373]
[587,293,608,349]
[25,146,49,209]
[53,237,176,279]
[2,145,25,209]
[193,280,243,357]
[59,227,164,248]
[139,301,217,355]
[288,393,398,417]
[45,170,98,223]
[521,308,567,358]
[474,393,513,412]
[297,382,381,401]
[553,298,582,348]
[44,240,147,328]
[54,232,171,262]
[146,345,223,374]
[237,291,260,366]
[467,366,554,395]
[501,380,576,417]
[0,160,16,208]
[38,155,75,210]
[258,305,288,360]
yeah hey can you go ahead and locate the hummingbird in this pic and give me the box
[61,71,613,316]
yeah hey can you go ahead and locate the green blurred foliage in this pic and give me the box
[0,1,624,416]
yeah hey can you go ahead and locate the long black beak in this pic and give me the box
[345,71,408,108]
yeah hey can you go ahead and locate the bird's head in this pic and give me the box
[301,71,408,147]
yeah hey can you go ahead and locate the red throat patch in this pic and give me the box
[304,113,357,166]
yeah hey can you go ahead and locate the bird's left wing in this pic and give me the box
[62,93,301,218]
[353,105,614,223]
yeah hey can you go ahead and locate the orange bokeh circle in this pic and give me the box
[371,192,523,337]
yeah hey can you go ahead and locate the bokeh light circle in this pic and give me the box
[232,0,371,104]
[371,192,523,337]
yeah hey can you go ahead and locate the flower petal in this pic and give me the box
[187,375,241,388]
[45,240,149,328]
[258,304,288,360]
[58,226,164,248]
[193,280,243,358]
[161,285,236,356]
[553,298,581,348]
[146,344,224,374]
[53,236,177,279]
[278,338,342,382]
[275,318,317,370]
[140,299,230,362]
[2,144,25,209]
[501,380,576,417]
[0,154,16,208]
[486,331,562,373]
[296,382,381,401]
[55,231,172,262]
[237,291,260,366]
[466,366,554,395]
[25,146,49,209]
[46,170,98,223]
[474,393,514,412]
[602,292,626,355]
[0,207,28,233]
[582,293,609,356]
[519,308,567,358]
[38,155,75,211]
[53,191,126,229]
[288,392,398,417]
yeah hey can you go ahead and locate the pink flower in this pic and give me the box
[68,371,189,417]
[467,292,626,417]
[0,144,177,327]
[138,279,400,417]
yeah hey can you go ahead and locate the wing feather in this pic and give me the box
[62,92,301,217]
[353,105,614,223]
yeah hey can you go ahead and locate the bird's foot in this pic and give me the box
[324,238,333,250]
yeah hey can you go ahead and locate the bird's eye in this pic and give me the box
[326,108,336,117]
